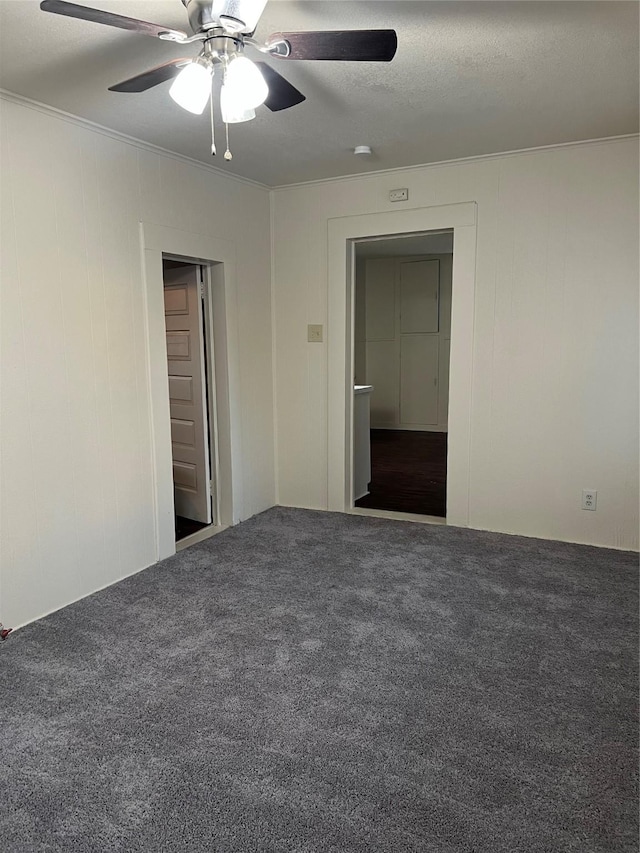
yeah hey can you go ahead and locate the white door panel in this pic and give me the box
[168,374,194,402]
[171,418,196,447]
[164,266,211,524]
[400,260,439,334]
[359,253,451,431]
[166,331,191,359]
[364,258,396,341]
[172,461,198,490]
[400,335,439,425]
[164,285,189,315]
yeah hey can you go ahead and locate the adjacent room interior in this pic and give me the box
[353,231,453,519]
[0,1,638,851]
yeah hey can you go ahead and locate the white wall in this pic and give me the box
[0,95,275,628]
[1,101,636,635]
[272,137,639,550]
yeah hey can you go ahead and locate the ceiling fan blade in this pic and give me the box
[39,1,187,40]
[254,63,305,111]
[108,59,191,93]
[267,30,398,62]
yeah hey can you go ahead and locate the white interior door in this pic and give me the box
[400,260,439,333]
[163,264,212,524]
[399,259,440,425]
[364,258,398,427]
[400,335,439,424]
[361,256,447,430]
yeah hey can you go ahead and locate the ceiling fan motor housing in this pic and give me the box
[181,0,269,34]
[182,0,220,33]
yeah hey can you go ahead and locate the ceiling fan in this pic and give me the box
[40,0,398,159]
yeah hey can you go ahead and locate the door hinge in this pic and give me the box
[200,281,205,299]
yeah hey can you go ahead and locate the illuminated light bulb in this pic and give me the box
[224,56,268,110]
[169,61,213,114]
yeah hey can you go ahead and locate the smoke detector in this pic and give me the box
[354,145,373,156]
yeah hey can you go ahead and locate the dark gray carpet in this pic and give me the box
[1,508,638,852]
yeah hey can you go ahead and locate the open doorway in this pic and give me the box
[142,220,241,562]
[162,258,215,544]
[352,230,453,519]
[327,201,476,525]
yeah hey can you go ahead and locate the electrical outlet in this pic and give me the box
[582,490,597,511]
[307,324,323,343]
[389,187,409,202]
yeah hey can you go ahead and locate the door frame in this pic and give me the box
[140,222,243,562]
[327,202,477,527]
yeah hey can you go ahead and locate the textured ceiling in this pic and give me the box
[0,1,638,186]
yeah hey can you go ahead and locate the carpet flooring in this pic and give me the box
[1,508,637,852]
[355,430,447,517]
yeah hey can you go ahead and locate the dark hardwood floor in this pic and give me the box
[355,429,447,517]
[175,515,209,542]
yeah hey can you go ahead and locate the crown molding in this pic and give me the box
[0,88,270,192]
[2,89,636,193]
[271,133,640,192]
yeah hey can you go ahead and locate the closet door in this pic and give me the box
[400,336,439,424]
[164,266,212,524]
[364,258,398,427]
[400,260,439,334]
[399,260,440,426]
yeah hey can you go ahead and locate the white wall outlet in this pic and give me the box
[307,324,323,343]
[389,188,409,202]
[582,489,597,511]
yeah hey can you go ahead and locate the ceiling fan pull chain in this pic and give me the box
[220,59,232,161]
[224,121,232,161]
[210,80,216,156]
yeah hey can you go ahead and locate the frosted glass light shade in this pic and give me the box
[169,62,212,114]
[224,56,268,110]
[220,83,256,123]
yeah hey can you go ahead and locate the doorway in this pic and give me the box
[326,200,477,526]
[162,259,215,543]
[352,231,452,518]
[142,221,241,563]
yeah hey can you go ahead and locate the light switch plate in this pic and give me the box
[308,324,323,343]
[389,187,409,202]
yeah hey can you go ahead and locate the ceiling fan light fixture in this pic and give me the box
[169,59,213,114]
[225,56,268,110]
[220,83,256,123]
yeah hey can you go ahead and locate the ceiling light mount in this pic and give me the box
[354,145,373,156]
[202,31,243,62]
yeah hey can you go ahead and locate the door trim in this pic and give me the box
[327,202,477,527]
[140,222,243,562]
